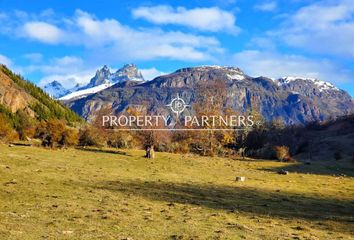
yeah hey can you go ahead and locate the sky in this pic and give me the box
[0,0,353,96]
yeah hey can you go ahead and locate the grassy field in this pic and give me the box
[0,145,353,239]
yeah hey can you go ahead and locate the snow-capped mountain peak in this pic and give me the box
[43,80,70,99]
[57,64,145,101]
[277,76,339,92]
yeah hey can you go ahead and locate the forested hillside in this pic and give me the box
[0,65,82,141]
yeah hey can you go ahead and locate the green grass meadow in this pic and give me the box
[0,145,353,239]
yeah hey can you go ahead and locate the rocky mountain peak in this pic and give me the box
[277,76,339,93]
[96,65,111,76]
[43,80,70,98]
[47,80,61,86]
[84,65,112,89]
[102,64,109,71]
[113,63,144,82]
[177,65,246,81]
[148,65,247,89]
[57,64,145,101]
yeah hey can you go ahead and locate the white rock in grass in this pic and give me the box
[235,176,246,182]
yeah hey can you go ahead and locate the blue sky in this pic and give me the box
[0,0,353,96]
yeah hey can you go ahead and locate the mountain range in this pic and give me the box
[44,64,354,125]
[43,64,144,100]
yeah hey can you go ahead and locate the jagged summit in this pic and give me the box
[84,65,112,89]
[85,64,144,90]
[113,63,144,82]
[58,64,145,101]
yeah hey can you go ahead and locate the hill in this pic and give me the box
[65,66,354,124]
[245,113,354,165]
[0,65,82,140]
[0,145,352,239]
[294,114,354,162]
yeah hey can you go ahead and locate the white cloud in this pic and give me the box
[73,10,222,61]
[140,67,167,80]
[0,54,12,66]
[8,10,222,62]
[254,2,277,12]
[20,55,90,88]
[132,5,240,34]
[22,21,63,44]
[272,0,354,58]
[23,53,43,62]
[248,37,276,50]
[232,50,353,85]
[53,56,83,66]
[26,56,83,74]
[39,71,94,88]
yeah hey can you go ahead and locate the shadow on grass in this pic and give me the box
[92,179,354,233]
[260,161,354,177]
[75,147,131,156]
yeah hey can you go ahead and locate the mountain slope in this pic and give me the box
[0,65,82,125]
[65,66,354,124]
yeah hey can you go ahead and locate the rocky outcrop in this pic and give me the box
[0,69,34,113]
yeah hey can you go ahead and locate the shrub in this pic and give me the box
[258,145,276,159]
[35,119,78,148]
[169,141,190,154]
[0,114,18,142]
[14,110,36,140]
[59,128,79,147]
[273,146,295,162]
[35,119,64,147]
[78,127,105,147]
[244,129,266,150]
[107,132,134,149]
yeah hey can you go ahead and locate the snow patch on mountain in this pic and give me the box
[313,80,339,91]
[59,80,112,100]
[281,76,317,82]
[227,73,245,81]
[278,76,339,92]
